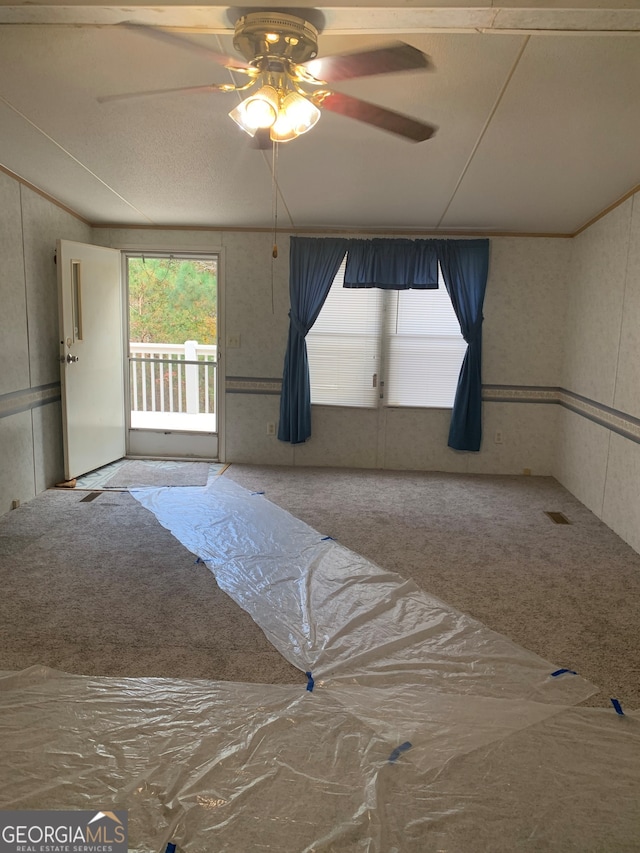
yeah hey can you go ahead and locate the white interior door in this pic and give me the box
[57,239,125,479]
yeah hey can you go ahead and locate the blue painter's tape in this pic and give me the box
[305,671,315,692]
[165,844,177,853]
[251,491,265,495]
[321,536,335,541]
[551,668,578,677]
[611,698,624,715]
[388,741,412,763]
[194,557,213,564]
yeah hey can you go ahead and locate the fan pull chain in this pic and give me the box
[270,140,279,313]
[271,140,279,260]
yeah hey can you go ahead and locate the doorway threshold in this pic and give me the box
[67,458,227,491]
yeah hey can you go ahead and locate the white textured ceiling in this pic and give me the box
[0,1,639,234]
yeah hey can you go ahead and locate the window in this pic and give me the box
[306,265,383,407]
[307,259,467,408]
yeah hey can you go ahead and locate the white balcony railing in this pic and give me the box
[129,341,217,432]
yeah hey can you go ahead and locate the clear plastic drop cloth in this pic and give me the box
[1,667,638,853]
[133,478,595,705]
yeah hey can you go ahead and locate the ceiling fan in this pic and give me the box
[100,10,437,145]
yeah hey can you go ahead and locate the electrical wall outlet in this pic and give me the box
[266,422,276,436]
[226,334,241,349]
[494,430,504,444]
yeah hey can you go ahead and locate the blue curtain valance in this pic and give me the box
[344,238,438,289]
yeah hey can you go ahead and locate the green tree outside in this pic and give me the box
[128,257,217,344]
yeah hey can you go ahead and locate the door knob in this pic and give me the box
[60,353,79,363]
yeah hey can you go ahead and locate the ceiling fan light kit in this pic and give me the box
[228,12,325,143]
[228,75,321,141]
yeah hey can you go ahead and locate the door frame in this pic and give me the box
[120,248,226,462]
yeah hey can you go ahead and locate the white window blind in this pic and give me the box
[385,282,468,408]
[307,260,383,407]
[307,260,467,409]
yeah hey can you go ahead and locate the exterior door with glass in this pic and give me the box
[125,253,220,460]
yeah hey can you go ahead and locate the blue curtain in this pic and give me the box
[278,236,348,444]
[344,238,438,288]
[436,239,490,452]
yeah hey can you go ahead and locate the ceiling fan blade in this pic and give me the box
[303,42,430,83]
[319,92,437,142]
[97,83,231,103]
[119,22,251,72]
